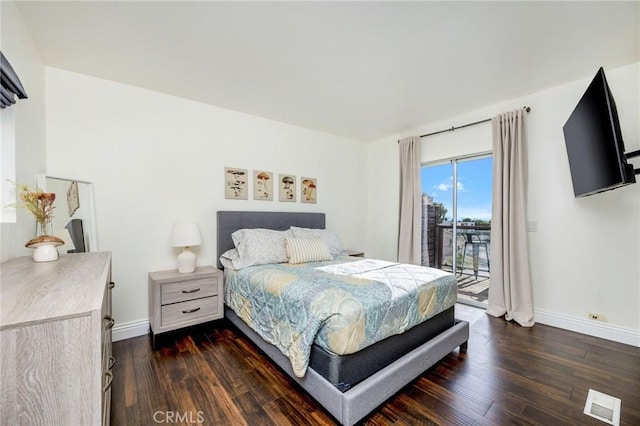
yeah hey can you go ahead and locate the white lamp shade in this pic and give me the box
[170,222,202,247]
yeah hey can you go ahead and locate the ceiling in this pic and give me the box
[15,1,640,142]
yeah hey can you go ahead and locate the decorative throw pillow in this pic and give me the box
[289,227,345,256]
[285,237,334,264]
[230,228,291,269]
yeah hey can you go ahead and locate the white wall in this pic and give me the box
[366,63,640,341]
[0,1,47,262]
[44,67,367,327]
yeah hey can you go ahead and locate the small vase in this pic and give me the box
[25,235,65,262]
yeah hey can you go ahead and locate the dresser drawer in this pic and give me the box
[161,296,219,327]
[161,277,218,305]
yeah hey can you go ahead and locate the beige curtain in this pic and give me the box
[487,109,534,327]
[398,136,422,265]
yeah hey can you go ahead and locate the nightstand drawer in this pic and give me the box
[149,266,224,349]
[161,296,219,327]
[161,278,218,305]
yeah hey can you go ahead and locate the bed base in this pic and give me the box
[225,306,469,426]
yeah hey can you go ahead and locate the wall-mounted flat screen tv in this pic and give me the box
[562,67,636,197]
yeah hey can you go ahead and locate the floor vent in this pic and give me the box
[583,389,621,425]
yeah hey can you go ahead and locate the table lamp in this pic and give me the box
[170,222,202,273]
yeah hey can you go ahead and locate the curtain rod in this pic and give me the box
[397,106,531,141]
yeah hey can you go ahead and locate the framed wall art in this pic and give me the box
[253,170,273,201]
[301,177,317,204]
[66,180,80,216]
[278,174,296,202]
[224,167,248,200]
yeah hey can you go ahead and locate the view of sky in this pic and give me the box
[421,156,493,222]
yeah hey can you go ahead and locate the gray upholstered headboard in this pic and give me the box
[216,211,326,268]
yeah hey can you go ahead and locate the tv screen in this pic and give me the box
[562,67,636,197]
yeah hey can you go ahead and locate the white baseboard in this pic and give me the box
[113,319,150,342]
[535,308,640,347]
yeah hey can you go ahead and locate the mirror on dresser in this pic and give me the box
[36,174,99,253]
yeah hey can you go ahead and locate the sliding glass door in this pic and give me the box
[421,154,492,307]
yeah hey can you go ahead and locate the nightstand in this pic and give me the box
[149,265,223,349]
[345,249,365,257]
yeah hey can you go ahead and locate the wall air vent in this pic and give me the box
[583,389,621,425]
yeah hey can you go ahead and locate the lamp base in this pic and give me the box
[177,247,197,273]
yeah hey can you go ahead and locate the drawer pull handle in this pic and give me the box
[108,356,116,370]
[182,288,201,294]
[104,315,115,329]
[182,307,201,314]
[103,371,113,392]
[109,281,115,289]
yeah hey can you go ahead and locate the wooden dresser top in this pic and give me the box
[1,252,111,330]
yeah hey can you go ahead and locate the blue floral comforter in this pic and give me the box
[225,257,457,377]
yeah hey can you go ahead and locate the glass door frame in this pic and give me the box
[423,150,492,274]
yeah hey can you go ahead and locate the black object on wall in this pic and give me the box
[1,51,28,108]
[562,67,636,198]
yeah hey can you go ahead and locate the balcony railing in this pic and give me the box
[421,205,490,306]
[434,223,491,279]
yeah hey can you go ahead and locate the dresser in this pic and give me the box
[0,252,114,426]
[149,266,223,349]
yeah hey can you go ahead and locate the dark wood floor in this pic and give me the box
[111,305,640,425]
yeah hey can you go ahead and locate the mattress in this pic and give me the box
[308,306,454,391]
[224,257,457,379]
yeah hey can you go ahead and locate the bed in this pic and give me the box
[217,211,469,425]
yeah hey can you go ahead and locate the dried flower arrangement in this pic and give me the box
[15,183,65,257]
[18,183,57,236]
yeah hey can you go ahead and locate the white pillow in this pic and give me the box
[285,237,334,264]
[290,227,345,256]
[230,228,291,269]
